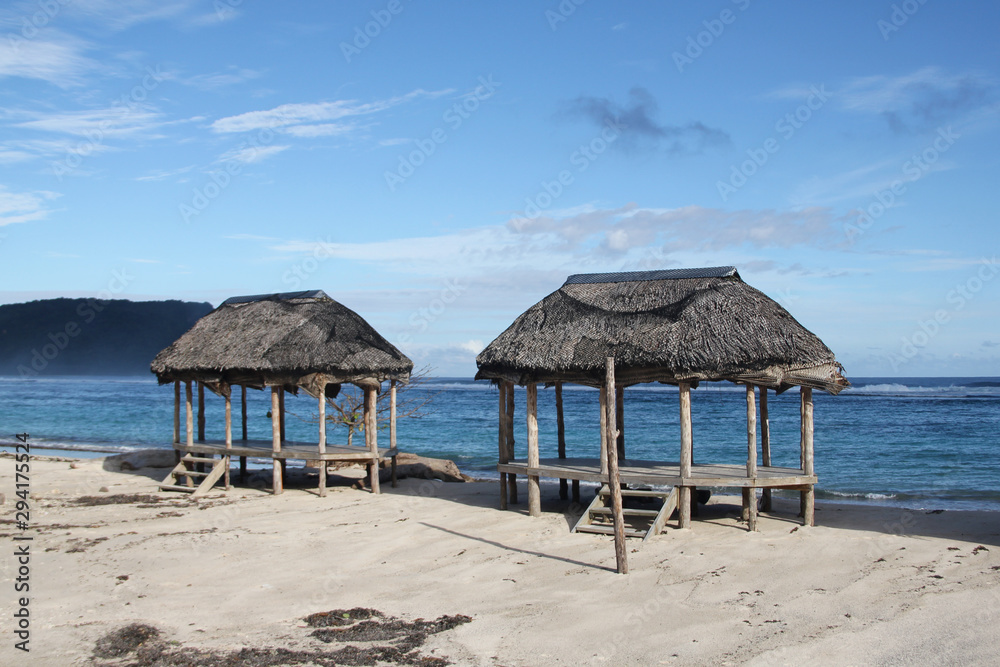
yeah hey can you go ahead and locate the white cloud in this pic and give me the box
[218,144,289,164]
[457,339,484,355]
[283,123,357,138]
[64,0,196,31]
[14,106,163,138]
[181,67,262,90]
[0,186,60,226]
[0,33,96,87]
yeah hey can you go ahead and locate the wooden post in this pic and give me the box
[604,358,628,575]
[172,381,180,445]
[599,387,608,476]
[197,382,205,442]
[678,382,693,529]
[365,386,380,494]
[615,384,625,460]
[801,387,815,526]
[390,380,397,488]
[271,386,283,494]
[556,382,568,500]
[240,384,247,482]
[185,381,193,448]
[760,388,772,512]
[526,383,540,517]
[498,383,508,510]
[278,386,286,444]
[505,382,517,504]
[745,384,758,531]
[224,385,232,490]
[318,385,327,497]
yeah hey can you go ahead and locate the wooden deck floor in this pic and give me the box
[174,439,396,462]
[498,457,815,488]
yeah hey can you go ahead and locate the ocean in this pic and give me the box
[2,375,999,512]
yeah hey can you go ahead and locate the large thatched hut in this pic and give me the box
[476,267,847,539]
[151,290,412,496]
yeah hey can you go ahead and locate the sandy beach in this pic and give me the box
[3,452,1000,666]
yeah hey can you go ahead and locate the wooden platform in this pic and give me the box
[498,457,815,489]
[173,439,397,462]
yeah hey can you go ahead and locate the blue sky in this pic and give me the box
[1,0,998,377]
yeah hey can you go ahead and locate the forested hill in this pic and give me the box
[0,298,213,377]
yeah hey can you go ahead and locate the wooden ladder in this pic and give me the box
[573,485,678,542]
[159,454,229,497]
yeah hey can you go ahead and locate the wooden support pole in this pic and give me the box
[498,383,508,510]
[271,386,283,495]
[278,387,286,444]
[745,384,758,531]
[599,387,608,476]
[390,380,397,488]
[240,385,247,482]
[172,381,180,445]
[185,381,194,448]
[526,383,540,517]
[760,388,772,512]
[197,382,205,442]
[224,385,232,490]
[604,358,628,575]
[556,382,568,500]
[801,387,815,526]
[678,382,693,529]
[505,382,517,504]
[365,386,380,494]
[615,384,625,460]
[318,385,327,498]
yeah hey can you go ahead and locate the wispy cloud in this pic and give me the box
[218,144,290,164]
[13,106,164,138]
[210,89,453,135]
[0,186,60,227]
[562,87,730,154]
[180,67,262,91]
[0,33,97,87]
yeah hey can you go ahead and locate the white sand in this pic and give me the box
[3,453,1000,666]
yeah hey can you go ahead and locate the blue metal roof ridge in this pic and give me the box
[562,266,739,285]
[221,290,329,306]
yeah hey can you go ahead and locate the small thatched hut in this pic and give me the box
[476,267,847,538]
[151,290,413,496]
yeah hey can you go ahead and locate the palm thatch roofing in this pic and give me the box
[151,290,412,393]
[476,267,848,394]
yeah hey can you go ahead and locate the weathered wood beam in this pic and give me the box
[800,387,815,526]
[185,381,194,448]
[678,382,692,529]
[746,383,758,531]
[556,382,568,500]
[365,385,380,494]
[318,385,327,497]
[224,384,232,490]
[505,382,517,504]
[390,380,398,488]
[599,386,608,476]
[173,381,180,445]
[197,382,205,442]
[498,382,508,510]
[271,386,283,495]
[615,384,625,460]
[526,383,540,517]
[604,358,628,575]
[760,387,772,512]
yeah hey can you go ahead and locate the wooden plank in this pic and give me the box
[197,382,205,442]
[599,386,608,476]
[801,387,815,526]
[278,386,286,444]
[505,381,517,504]
[576,524,647,539]
[498,382,508,510]
[364,386,380,494]
[185,381,194,448]
[760,387,772,512]
[571,490,604,533]
[271,386,283,495]
[556,382,567,500]
[193,458,229,498]
[526,383,540,517]
[224,387,232,490]
[605,357,628,575]
[390,380,397,489]
[678,382,692,529]
[646,487,678,541]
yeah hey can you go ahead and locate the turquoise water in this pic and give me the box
[1,375,998,511]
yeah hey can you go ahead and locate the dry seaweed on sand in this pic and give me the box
[73,494,167,506]
[91,609,472,666]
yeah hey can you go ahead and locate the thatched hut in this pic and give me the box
[476,267,847,538]
[151,290,412,496]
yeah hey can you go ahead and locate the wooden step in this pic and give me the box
[175,470,211,478]
[181,455,216,464]
[158,484,196,493]
[590,507,661,517]
[575,524,647,539]
[598,487,667,498]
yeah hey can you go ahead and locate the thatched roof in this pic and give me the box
[475,267,848,394]
[151,290,412,393]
